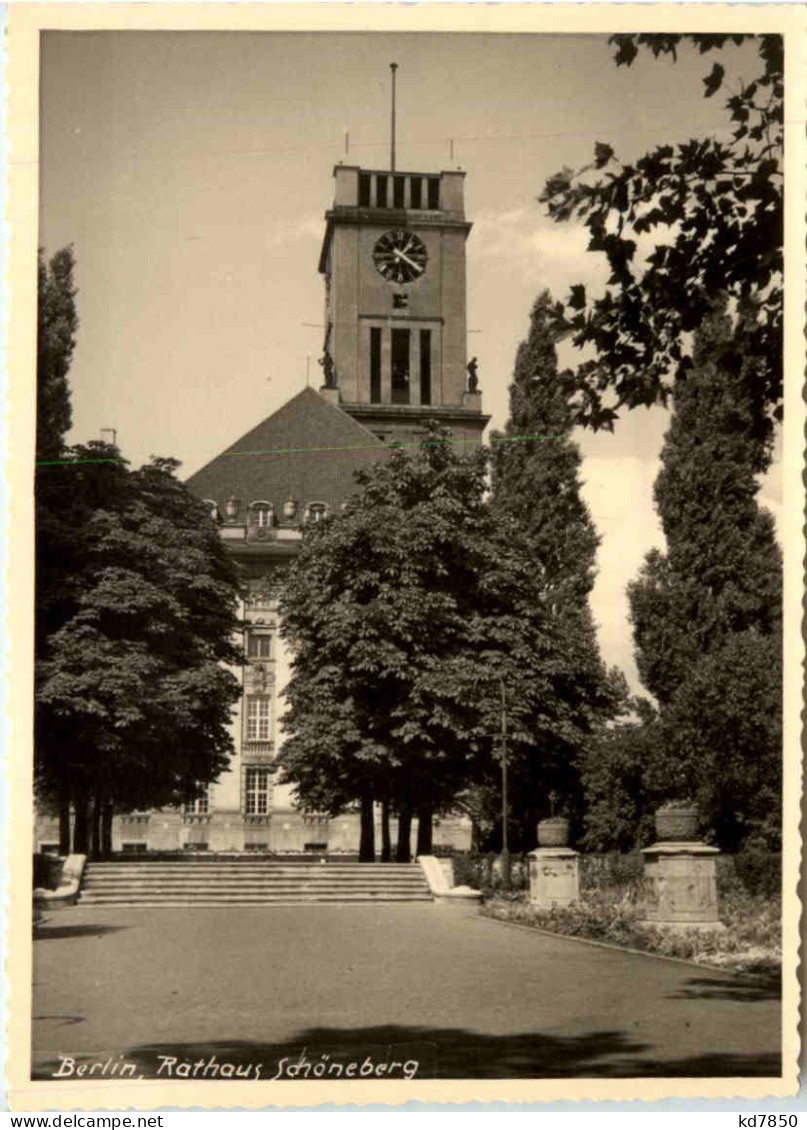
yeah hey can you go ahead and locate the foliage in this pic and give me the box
[717,851,781,900]
[489,290,619,842]
[579,851,645,894]
[578,697,661,851]
[452,851,530,895]
[34,247,244,852]
[481,887,781,980]
[33,853,64,891]
[37,246,77,463]
[280,425,614,851]
[36,450,243,825]
[491,290,599,604]
[659,631,782,851]
[622,302,782,849]
[628,301,781,707]
[539,34,783,440]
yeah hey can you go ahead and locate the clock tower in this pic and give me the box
[318,163,489,447]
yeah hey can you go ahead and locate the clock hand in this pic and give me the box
[393,248,423,272]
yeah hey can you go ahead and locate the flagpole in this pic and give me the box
[390,62,398,172]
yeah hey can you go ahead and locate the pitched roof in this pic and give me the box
[186,387,389,512]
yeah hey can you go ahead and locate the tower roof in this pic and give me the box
[186,387,388,512]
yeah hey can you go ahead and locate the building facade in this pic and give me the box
[36,164,488,856]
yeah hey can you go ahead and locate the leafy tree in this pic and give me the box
[659,630,782,851]
[36,450,243,855]
[626,301,782,848]
[280,425,613,860]
[35,246,81,850]
[540,34,782,441]
[579,696,660,852]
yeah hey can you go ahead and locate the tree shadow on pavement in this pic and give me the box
[34,923,127,941]
[32,1025,781,1081]
[666,976,781,1004]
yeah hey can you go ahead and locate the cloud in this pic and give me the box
[472,207,608,297]
[262,214,323,250]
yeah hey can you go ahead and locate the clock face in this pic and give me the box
[373,230,428,284]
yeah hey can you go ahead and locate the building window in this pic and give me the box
[184,788,209,815]
[247,632,272,659]
[245,766,271,815]
[393,176,405,208]
[359,173,371,207]
[427,178,440,210]
[203,499,220,523]
[370,327,382,404]
[246,696,272,742]
[375,175,388,208]
[410,177,422,210]
[420,330,432,406]
[391,328,410,405]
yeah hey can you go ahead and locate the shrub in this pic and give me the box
[451,850,530,894]
[480,869,781,980]
[732,850,781,899]
[33,852,63,890]
[580,852,644,894]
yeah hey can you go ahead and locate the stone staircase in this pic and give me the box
[79,859,433,906]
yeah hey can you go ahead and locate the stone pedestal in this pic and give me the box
[641,841,725,931]
[529,847,580,908]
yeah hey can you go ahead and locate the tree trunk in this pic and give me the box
[525,805,541,852]
[395,807,412,863]
[90,795,103,859]
[358,795,375,862]
[416,808,433,855]
[380,799,391,862]
[101,803,114,857]
[73,787,89,855]
[58,791,72,855]
[470,819,480,852]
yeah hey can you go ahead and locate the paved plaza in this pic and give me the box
[33,902,781,1080]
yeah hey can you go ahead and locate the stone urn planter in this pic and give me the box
[654,803,699,843]
[537,817,570,848]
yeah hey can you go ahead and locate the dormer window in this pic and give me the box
[249,501,274,529]
[305,502,329,524]
[203,499,221,523]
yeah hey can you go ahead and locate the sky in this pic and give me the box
[38,29,782,691]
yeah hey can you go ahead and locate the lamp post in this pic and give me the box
[471,670,511,891]
[497,675,511,893]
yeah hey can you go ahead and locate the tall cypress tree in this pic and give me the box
[628,299,782,848]
[491,290,613,843]
[492,290,599,606]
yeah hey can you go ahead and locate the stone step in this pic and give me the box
[79,899,434,908]
[86,868,421,877]
[84,863,418,872]
[80,890,431,899]
[85,873,422,882]
[79,860,433,905]
[83,886,429,897]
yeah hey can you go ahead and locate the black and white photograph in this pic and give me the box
[5,2,803,1109]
